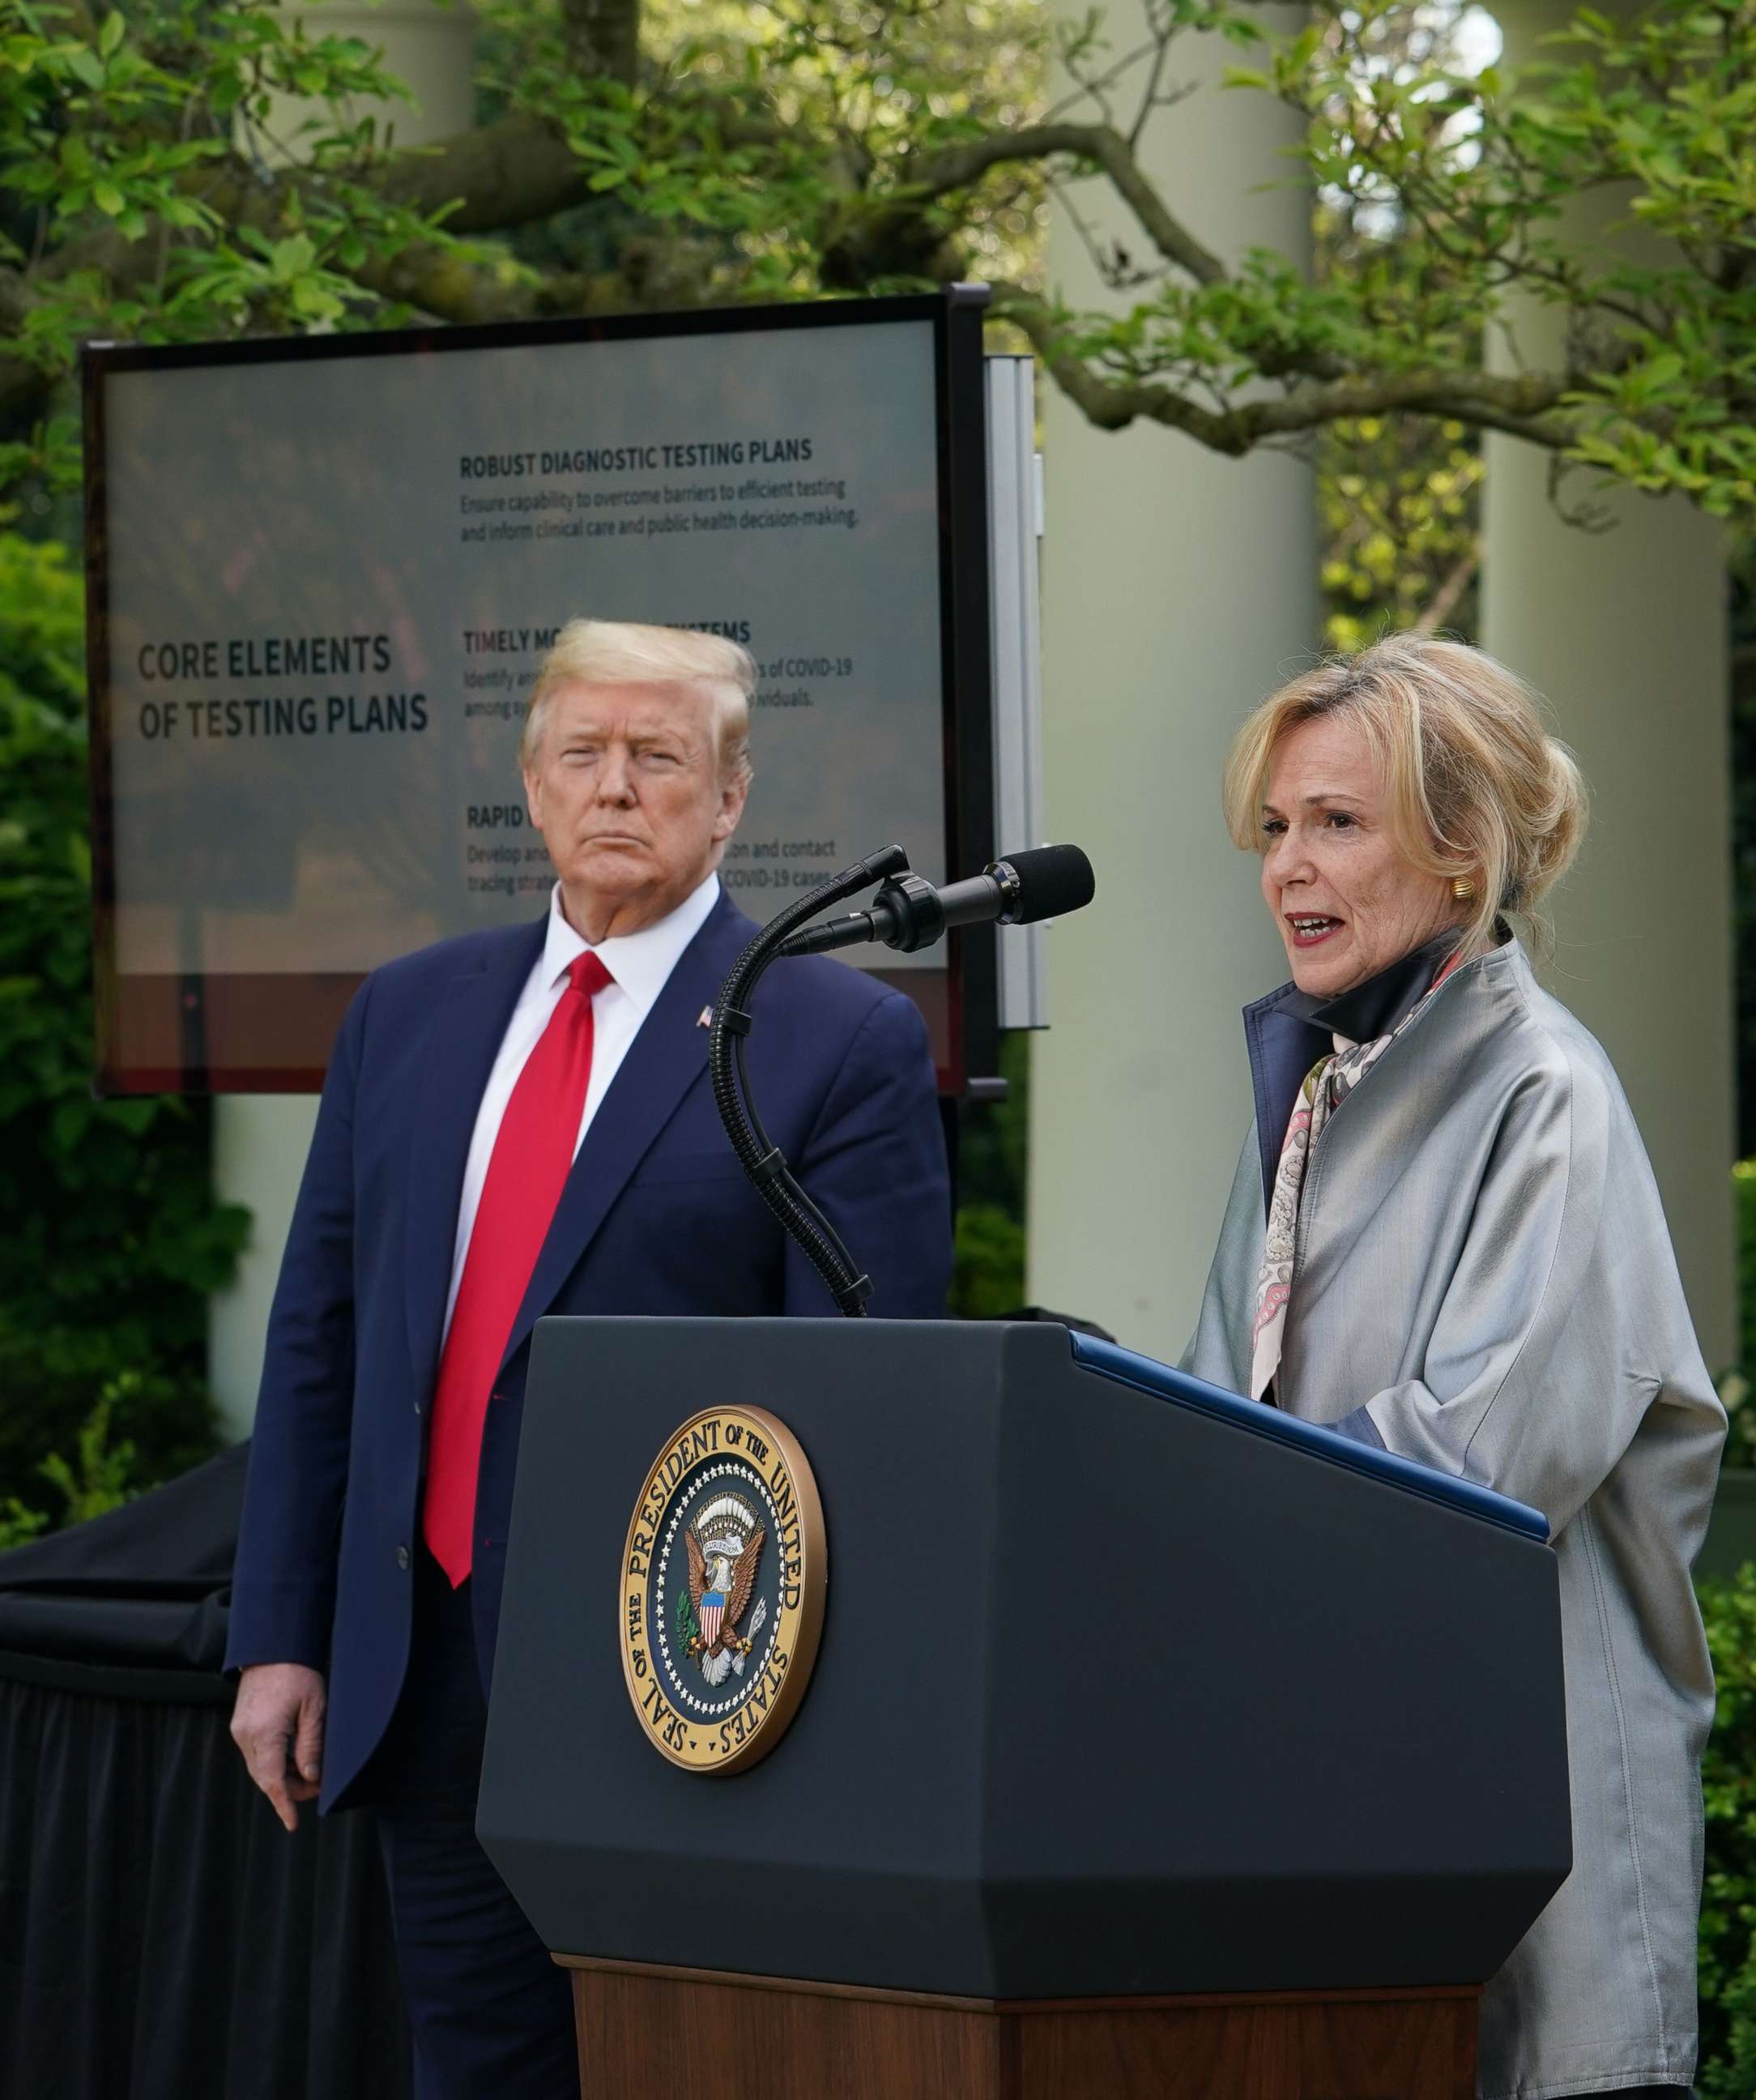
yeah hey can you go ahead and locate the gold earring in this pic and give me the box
[1452,877,1476,903]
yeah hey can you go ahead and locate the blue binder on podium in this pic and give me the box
[1070,1329,1549,1540]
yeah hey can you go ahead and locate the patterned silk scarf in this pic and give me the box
[1249,950,1463,1402]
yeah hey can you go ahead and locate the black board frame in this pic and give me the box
[82,287,997,1096]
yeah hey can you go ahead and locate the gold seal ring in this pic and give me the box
[618,1405,826,1775]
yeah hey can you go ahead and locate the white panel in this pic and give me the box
[986,356,1048,1028]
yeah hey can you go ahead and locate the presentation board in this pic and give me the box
[83,291,995,1094]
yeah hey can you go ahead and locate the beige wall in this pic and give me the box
[1025,8,1317,1357]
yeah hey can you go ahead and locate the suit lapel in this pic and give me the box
[404,920,548,1395]
[499,894,757,1372]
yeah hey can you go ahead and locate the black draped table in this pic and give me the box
[0,1445,410,2100]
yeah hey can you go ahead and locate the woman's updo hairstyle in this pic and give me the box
[1222,632,1589,958]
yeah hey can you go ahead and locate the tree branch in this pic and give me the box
[824,118,1224,296]
[353,235,722,323]
[904,123,1226,285]
[345,116,597,233]
[992,285,1578,452]
[1414,536,1481,632]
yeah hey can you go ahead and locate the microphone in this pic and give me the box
[778,844,1095,958]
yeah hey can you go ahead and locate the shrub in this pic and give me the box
[950,1031,1028,1316]
[950,1202,1027,1319]
[0,525,247,1504]
[0,1388,144,1556]
[1698,1568,1756,2090]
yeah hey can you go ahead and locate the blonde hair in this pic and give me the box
[1222,633,1588,957]
[522,619,756,783]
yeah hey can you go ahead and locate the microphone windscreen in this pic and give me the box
[999,844,1095,924]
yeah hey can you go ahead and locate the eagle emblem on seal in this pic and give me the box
[682,1492,768,1688]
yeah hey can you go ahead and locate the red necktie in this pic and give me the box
[421,950,613,1586]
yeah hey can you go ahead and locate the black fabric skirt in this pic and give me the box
[0,1445,410,2100]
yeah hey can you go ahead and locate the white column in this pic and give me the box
[1026,16,1317,1355]
[210,1097,322,1439]
[257,1,477,151]
[210,0,476,1441]
[1481,0,1733,1368]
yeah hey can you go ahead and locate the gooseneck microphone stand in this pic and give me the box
[708,843,912,1318]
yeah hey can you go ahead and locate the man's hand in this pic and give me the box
[231,1662,327,1832]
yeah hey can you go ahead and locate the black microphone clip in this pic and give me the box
[864,872,946,954]
[776,844,1094,959]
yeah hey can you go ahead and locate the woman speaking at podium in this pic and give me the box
[1183,633,1724,2100]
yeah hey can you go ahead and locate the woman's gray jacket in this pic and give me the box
[1182,937,1724,2100]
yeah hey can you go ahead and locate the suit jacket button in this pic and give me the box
[395,1544,410,1570]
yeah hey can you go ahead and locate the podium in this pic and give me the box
[479,1318,1570,2099]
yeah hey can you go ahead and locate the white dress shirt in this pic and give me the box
[441,871,722,1339]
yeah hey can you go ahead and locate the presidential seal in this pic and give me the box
[619,1406,825,1774]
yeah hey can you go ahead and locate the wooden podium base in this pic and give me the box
[560,1956,1479,2100]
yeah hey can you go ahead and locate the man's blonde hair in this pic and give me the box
[521,619,756,783]
[1223,633,1588,957]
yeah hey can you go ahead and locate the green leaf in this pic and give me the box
[270,233,315,280]
[92,180,125,216]
[50,1095,90,1150]
[103,1099,158,1135]
[289,275,339,318]
[97,11,123,57]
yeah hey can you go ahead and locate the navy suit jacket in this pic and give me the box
[224,890,952,1808]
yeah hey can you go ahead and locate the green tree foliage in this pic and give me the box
[1035,0,1756,514]
[0,523,247,1503]
[2,0,1755,510]
[1319,412,1481,651]
[1302,55,1487,654]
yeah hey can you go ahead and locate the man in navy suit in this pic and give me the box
[226,620,951,2098]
